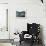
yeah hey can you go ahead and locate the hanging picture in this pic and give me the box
[16,11,25,17]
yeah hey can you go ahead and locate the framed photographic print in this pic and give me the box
[16,11,25,17]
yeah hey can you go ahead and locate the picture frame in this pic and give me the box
[16,11,25,17]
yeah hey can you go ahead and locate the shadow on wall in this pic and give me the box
[40,25,45,46]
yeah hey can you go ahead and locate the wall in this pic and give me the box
[0,0,8,3]
[9,0,46,45]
